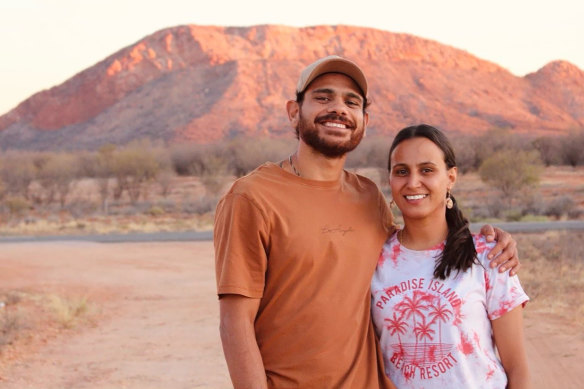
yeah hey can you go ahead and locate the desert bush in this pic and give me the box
[473,128,535,169]
[66,199,99,219]
[450,133,480,174]
[0,152,36,199]
[153,148,175,198]
[344,135,389,170]
[181,195,220,214]
[514,190,547,218]
[157,170,176,198]
[4,196,31,218]
[484,196,505,219]
[227,137,295,176]
[48,294,89,329]
[170,143,232,198]
[76,151,100,177]
[479,150,542,205]
[171,137,295,178]
[559,128,584,166]
[503,208,523,222]
[93,144,117,212]
[532,135,563,166]
[544,195,576,219]
[111,140,162,205]
[146,205,165,217]
[171,143,230,177]
[36,153,80,208]
[201,174,231,197]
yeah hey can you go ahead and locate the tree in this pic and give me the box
[532,135,562,166]
[0,152,36,199]
[450,133,480,174]
[474,128,533,170]
[95,144,116,212]
[36,153,79,208]
[111,140,161,205]
[560,129,584,167]
[479,150,542,205]
[227,137,295,177]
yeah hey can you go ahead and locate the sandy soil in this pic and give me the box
[0,241,582,389]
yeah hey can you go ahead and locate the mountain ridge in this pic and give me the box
[1,24,582,150]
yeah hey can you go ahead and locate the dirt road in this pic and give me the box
[0,241,582,388]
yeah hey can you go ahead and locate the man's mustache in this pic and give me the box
[315,114,354,127]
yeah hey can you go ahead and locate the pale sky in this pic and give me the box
[1,0,582,115]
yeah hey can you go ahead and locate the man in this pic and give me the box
[214,55,519,388]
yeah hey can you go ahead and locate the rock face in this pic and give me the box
[1,25,583,150]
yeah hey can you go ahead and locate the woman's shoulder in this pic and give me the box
[471,234,497,265]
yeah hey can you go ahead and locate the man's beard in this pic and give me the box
[296,113,365,158]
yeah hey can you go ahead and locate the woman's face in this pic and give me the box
[389,137,457,223]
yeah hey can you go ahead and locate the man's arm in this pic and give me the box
[479,225,520,275]
[219,294,267,389]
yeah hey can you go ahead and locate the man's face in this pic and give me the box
[290,73,368,158]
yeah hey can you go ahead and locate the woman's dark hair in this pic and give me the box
[388,124,477,280]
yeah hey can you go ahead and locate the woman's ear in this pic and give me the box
[448,166,458,189]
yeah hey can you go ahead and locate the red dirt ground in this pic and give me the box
[0,241,582,388]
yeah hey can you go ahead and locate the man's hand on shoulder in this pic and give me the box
[479,225,520,276]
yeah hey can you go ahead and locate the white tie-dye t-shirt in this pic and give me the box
[371,232,528,389]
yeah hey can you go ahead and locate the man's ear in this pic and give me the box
[286,100,299,126]
[363,111,369,136]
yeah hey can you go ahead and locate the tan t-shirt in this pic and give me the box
[215,163,395,388]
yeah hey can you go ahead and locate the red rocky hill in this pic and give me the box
[0,24,583,150]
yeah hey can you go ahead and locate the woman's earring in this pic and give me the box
[446,191,454,209]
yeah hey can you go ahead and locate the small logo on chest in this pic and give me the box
[321,225,355,236]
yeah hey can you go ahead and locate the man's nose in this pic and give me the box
[327,98,348,115]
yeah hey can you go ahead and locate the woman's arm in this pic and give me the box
[491,305,531,389]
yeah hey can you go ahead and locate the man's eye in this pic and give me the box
[396,169,408,176]
[346,100,360,106]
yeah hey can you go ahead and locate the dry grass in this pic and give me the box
[0,290,95,357]
[0,212,215,236]
[516,230,584,328]
[47,294,90,329]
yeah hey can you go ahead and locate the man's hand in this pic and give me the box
[479,225,520,276]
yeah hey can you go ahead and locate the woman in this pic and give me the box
[371,124,530,388]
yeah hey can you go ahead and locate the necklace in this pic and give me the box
[398,228,407,246]
[289,154,301,177]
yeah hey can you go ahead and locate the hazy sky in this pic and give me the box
[1,0,582,115]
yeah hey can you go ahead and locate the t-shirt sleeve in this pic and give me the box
[478,239,529,320]
[214,192,269,299]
